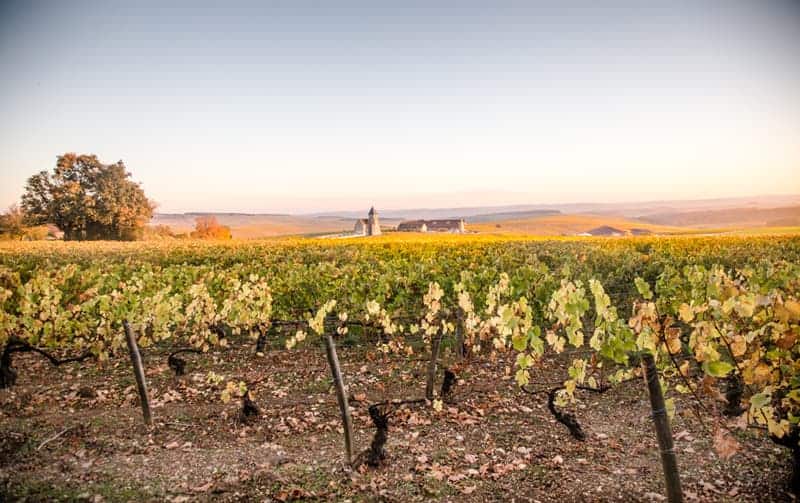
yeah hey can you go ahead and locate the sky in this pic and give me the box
[0,0,798,214]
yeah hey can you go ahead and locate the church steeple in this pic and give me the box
[366,206,381,236]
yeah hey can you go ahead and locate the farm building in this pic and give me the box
[354,207,381,236]
[397,219,465,233]
[354,219,367,234]
[396,220,428,232]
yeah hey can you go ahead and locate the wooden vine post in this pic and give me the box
[641,352,683,503]
[123,320,152,427]
[425,327,444,401]
[454,312,465,360]
[324,330,354,465]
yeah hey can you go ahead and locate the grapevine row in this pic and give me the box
[1,236,800,492]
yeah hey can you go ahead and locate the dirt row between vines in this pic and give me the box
[0,340,793,502]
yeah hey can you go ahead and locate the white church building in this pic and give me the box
[354,207,382,236]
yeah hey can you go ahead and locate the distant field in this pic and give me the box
[148,207,800,239]
[151,213,356,238]
[640,205,800,228]
[468,214,687,236]
[152,213,681,238]
[713,226,800,236]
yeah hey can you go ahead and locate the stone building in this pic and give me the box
[354,207,382,236]
[397,221,428,232]
[397,219,465,233]
[354,219,366,235]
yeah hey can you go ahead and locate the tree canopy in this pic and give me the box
[0,205,48,240]
[21,153,154,240]
[191,216,232,240]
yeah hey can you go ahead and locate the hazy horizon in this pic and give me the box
[2,1,799,214]
[147,191,800,217]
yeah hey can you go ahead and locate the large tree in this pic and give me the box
[21,153,154,240]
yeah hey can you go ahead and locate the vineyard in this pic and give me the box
[1,235,800,501]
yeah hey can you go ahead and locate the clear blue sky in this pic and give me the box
[1,1,798,213]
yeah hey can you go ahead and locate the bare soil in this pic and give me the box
[0,339,794,502]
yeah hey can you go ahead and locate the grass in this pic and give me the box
[304,376,333,394]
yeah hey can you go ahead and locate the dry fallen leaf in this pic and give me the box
[713,427,740,460]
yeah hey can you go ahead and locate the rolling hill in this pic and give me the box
[148,196,800,238]
[468,214,685,236]
[640,205,800,228]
